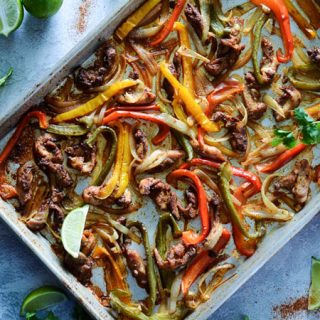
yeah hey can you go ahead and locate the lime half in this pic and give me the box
[0,0,24,36]
[22,0,63,19]
[20,286,67,316]
[61,205,89,258]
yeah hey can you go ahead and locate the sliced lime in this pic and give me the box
[308,256,320,310]
[20,286,67,316]
[61,205,89,258]
[0,0,24,37]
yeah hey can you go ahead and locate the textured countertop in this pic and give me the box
[0,1,320,319]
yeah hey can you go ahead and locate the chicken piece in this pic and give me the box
[147,150,185,173]
[275,85,302,121]
[154,242,197,270]
[75,41,117,91]
[124,248,147,288]
[242,72,267,120]
[260,38,279,84]
[116,190,132,208]
[185,3,203,38]
[191,139,226,162]
[274,160,312,204]
[307,47,320,66]
[139,178,180,219]
[205,17,245,77]
[178,188,198,219]
[65,142,96,174]
[115,86,156,105]
[134,129,148,159]
[212,111,247,153]
[34,134,73,188]
[25,199,49,231]
[16,162,36,205]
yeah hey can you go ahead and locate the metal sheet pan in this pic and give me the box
[0,1,319,319]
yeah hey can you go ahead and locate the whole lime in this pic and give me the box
[22,0,63,19]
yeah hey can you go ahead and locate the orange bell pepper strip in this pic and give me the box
[174,21,194,93]
[181,228,231,296]
[160,62,219,132]
[250,0,294,63]
[102,110,170,145]
[180,158,262,192]
[150,0,187,47]
[206,79,245,116]
[167,169,210,246]
[256,143,306,173]
[52,79,137,123]
[0,111,48,166]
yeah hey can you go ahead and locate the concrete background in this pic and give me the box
[0,1,320,319]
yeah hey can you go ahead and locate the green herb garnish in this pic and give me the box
[0,67,13,87]
[272,107,320,148]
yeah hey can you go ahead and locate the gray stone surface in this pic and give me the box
[1,1,320,319]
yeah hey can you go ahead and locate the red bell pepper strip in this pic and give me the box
[104,105,160,117]
[102,110,170,145]
[206,80,245,116]
[256,143,306,173]
[250,0,294,63]
[150,0,187,47]
[180,158,262,192]
[167,169,210,246]
[0,111,48,166]
[233,184,258,257]
[181,228,231,296]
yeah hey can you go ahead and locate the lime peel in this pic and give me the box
[0,0,24,36]
[20,286,67,316]
[61,205,89,259]
[308,256,320,310]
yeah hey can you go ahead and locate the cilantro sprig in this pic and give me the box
[272,108,320,148]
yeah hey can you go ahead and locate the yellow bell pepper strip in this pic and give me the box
[115,0,162,41]
[174,22,194,93]
[0,111,48,166]
[172,98,188,124]
[52,80,137,123]
[160,62,219,132]
[150,0,187,47]
[96,123,125,199]
[114,123,131,198]
[203,135,239,158]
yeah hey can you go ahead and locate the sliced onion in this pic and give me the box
[263,94,285,118]
[97,103,107,125]
[204,133,231,143]
[169,273,183,314]
[129,25,163,39]
[155,113,196,139]
[186,21,207,56]
[129,126,143,162]
[45,95,90,110]
[93,224,121,253]
[204,222,224,250]
[177,45,210,63]
[193,169,220,195]
[194,67,214,96]
[130,40,158,76]
[244,9,264,34]
[261,174,294,217]
[135,150,168,174]
[242,204,293,222]
[198,264,234,300]
[234,98,248,127]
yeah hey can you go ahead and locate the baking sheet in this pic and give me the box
[0,1,319,319]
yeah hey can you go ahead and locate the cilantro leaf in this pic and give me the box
[294,107,314,126]
[272,129,297,148]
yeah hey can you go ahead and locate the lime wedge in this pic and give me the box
[308,256,320,310]
[61,205,89,258]
[0,0,24,37]
[20,286,67,316]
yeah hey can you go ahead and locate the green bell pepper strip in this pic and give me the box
[126,221,157,316]
[110,290,188,320]
[85,126,117,186]
[287,65,320,90]
[159,103,194,161]
[155,213,182,290]
[253,14,269,85]
[210,0,225,37]
[219,163,264,239]
[46,123,89,136]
